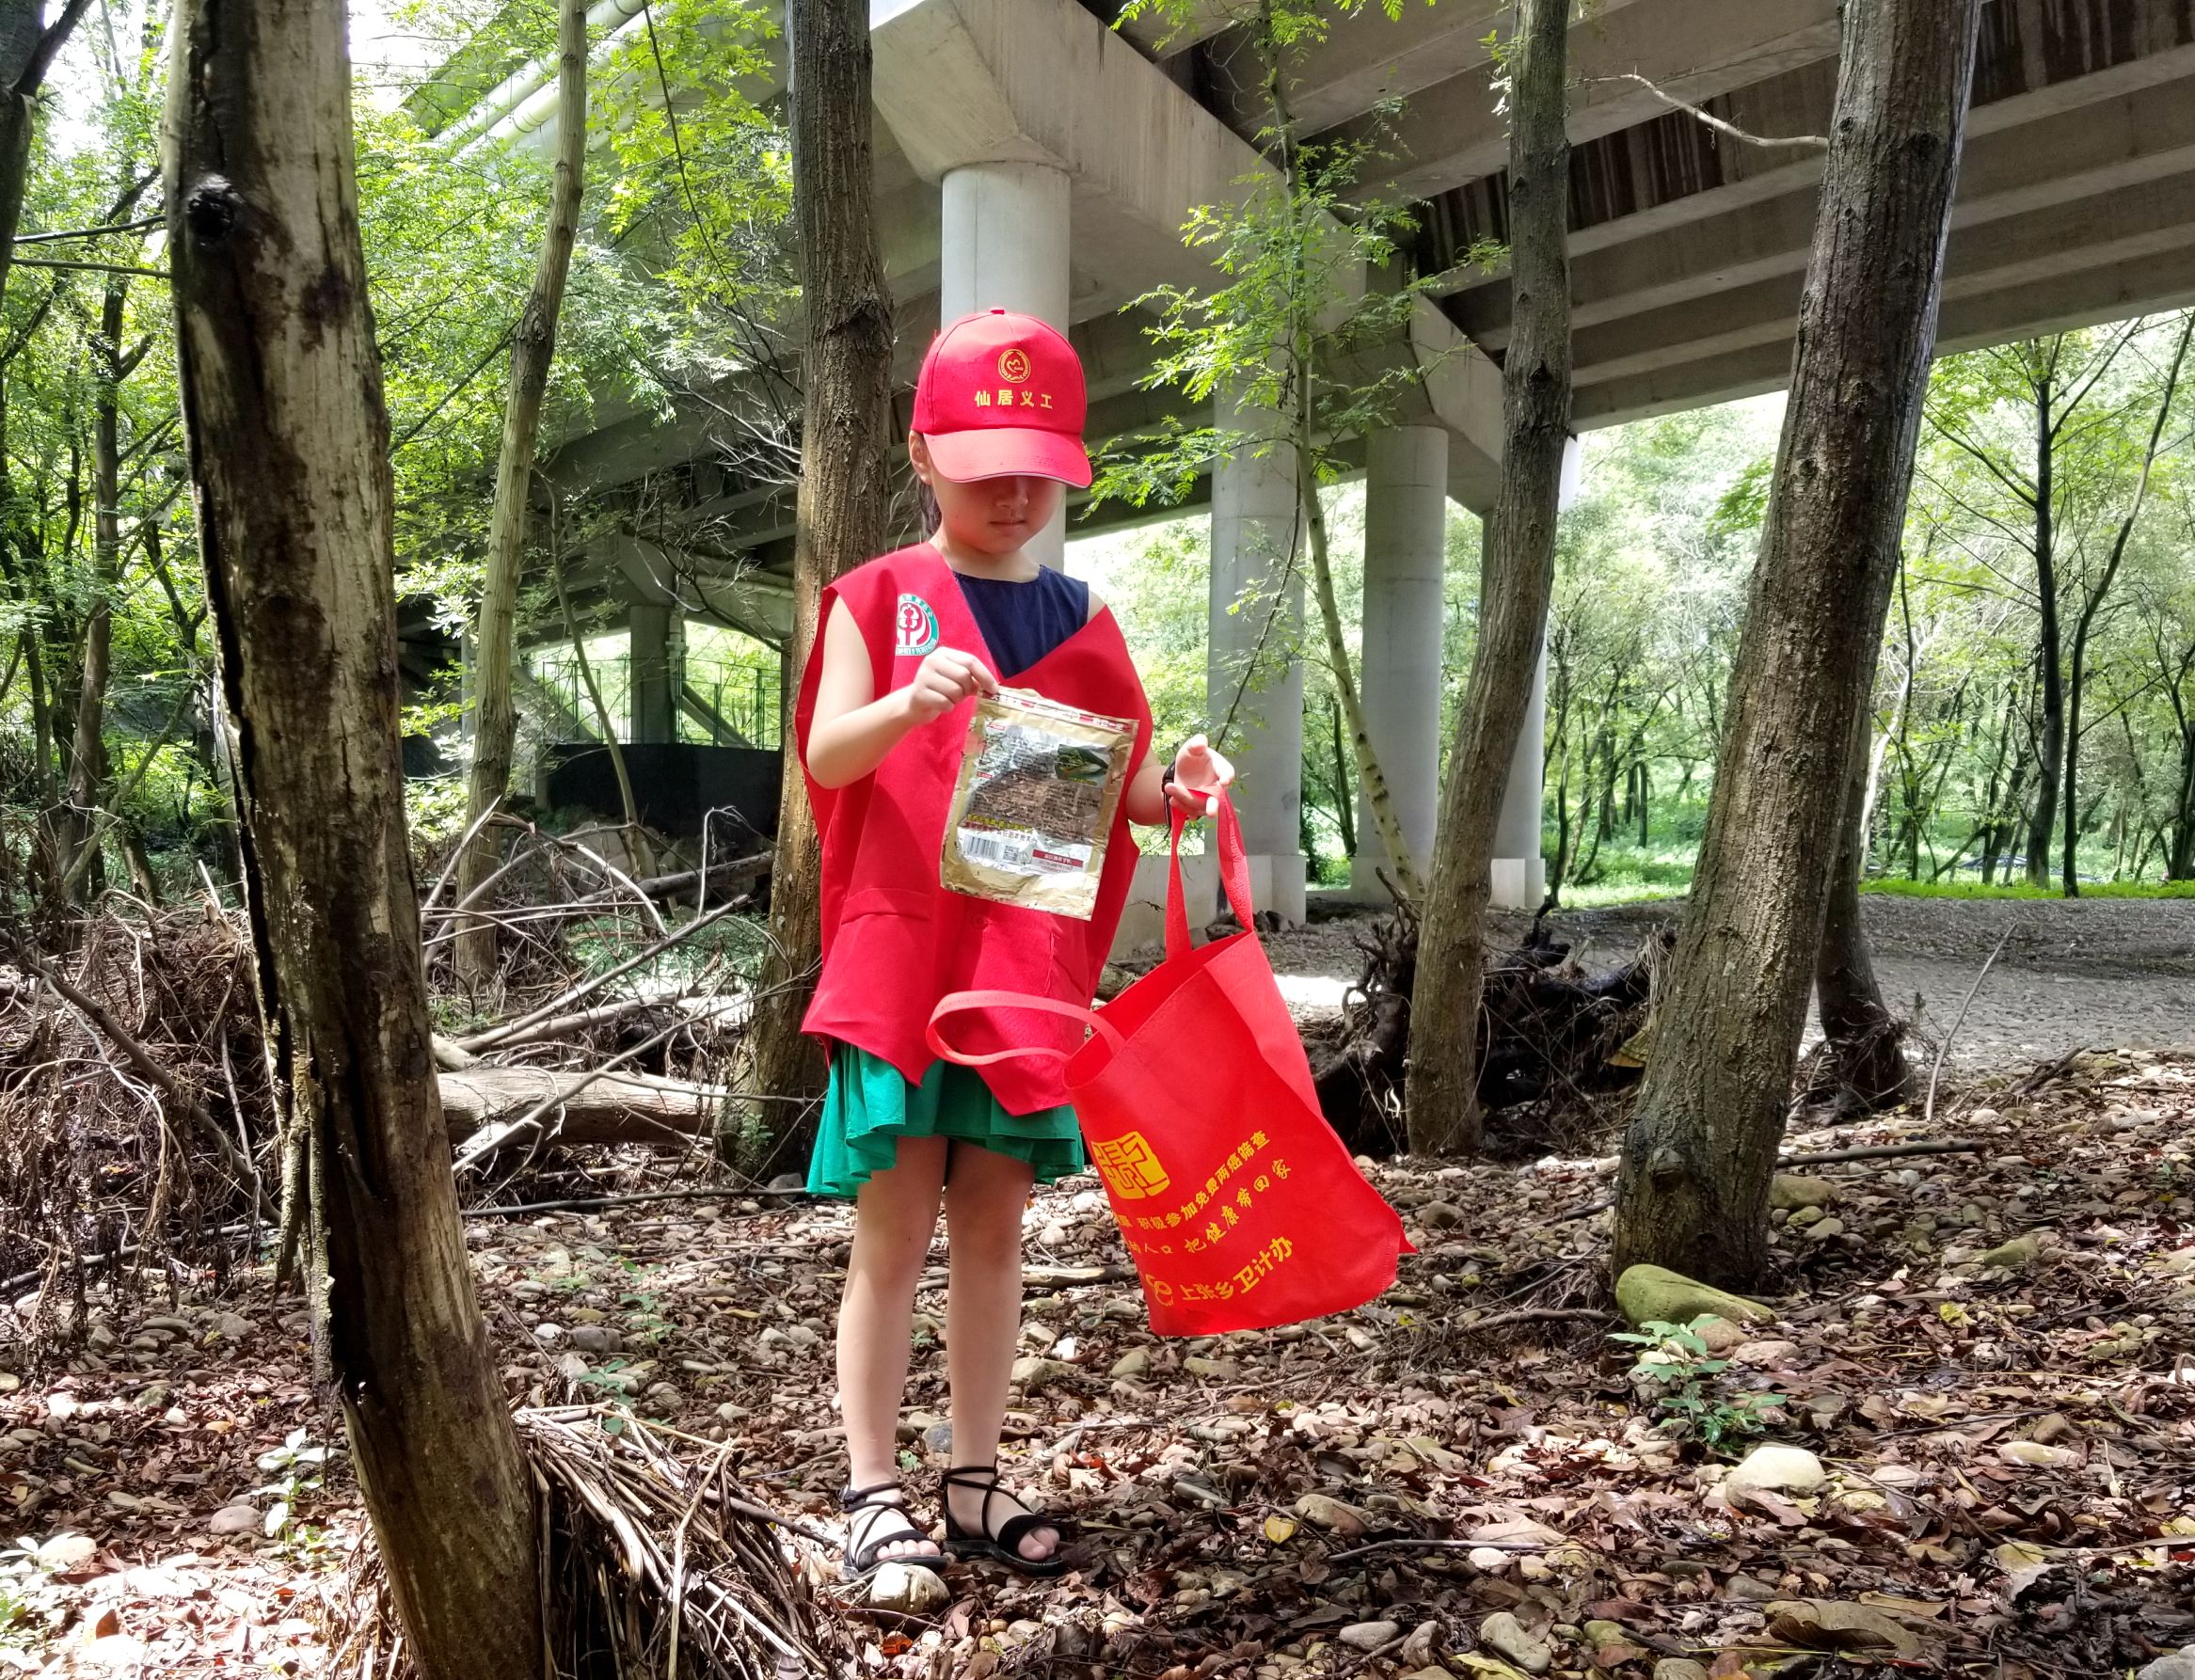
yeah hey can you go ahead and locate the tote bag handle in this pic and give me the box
[1165,790,1257,960]
[926,989,1125,1069]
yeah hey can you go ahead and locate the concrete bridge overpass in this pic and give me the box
[503,0,2195,923]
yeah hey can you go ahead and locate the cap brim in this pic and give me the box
[926,427,1092,490]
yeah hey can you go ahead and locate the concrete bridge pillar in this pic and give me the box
[628,596,683,744]
[1352,425,1449,900]
[1209,384,1306,926]
[1488,436,1583,909]
[939,160,1072,571]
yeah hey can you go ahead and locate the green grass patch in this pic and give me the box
[1858,877,2195,901]
[1556,879,1692,909]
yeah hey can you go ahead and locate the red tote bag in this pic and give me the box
[928,794,1409,1337]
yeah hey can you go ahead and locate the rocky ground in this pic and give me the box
[7,1047,2195,1677]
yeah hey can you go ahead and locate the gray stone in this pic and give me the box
[1339,1622,1400,1652]
[208,1505,260,1536]
[1980,1232,2045,1270]
[1694,1316,1748,1355]
[532,1323,565,1347]
[1419,1202,1466,1230]
[1614,1264,1772,1330]
[1476,1610,1552,1675]
[1397,1621,1442,1668]
[1770,1175,1837,1211]
[922,1420,954,1454]
[1653,1663,1711,1680]
[1182,1355,1239,1380]
[567,1324,622,1356]
[1010,1356,1076,1388]
[1731,1339,1801,1367]
[1726,1443,1826,1502]
[865,1561,948,1614]
[1110,1348,1151,1379]
[212,1312,252,1340]
[2139,1650,2195,1680]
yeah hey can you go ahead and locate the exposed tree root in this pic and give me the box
[1311,908,1669,1155]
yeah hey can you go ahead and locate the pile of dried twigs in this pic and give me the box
[0,899,274,1304]
[418,813,770,1002]
[527,1406,839,1678]
[335,1405,842,1678]
[2,816,777,1318]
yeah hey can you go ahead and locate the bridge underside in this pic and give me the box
[506,0,2195,933]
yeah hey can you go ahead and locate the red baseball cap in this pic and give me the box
[913,309,1091,488]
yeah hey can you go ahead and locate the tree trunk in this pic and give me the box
[1328,693,1355,858]
[453,0,588,986]
[49,280,128,896]
[163,0,543,1669]
[2025,373,2061,888]
[2171,753,2195,879]
[740,0,894,1167]
[1402,0,1568,1156]
[1815,699,1913,1109]
[0,0,91,310]
[1613,0,1980,1286]
[2060,315,2192,898]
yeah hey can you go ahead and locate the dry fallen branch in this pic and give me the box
[1592,71,1828,151]
[518,1404,839,1679]
[458,897,752,1054]
[440,1066,733,1151]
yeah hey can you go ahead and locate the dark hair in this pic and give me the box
[912,434,941,534]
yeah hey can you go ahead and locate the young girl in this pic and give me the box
[796,309,1232,1578]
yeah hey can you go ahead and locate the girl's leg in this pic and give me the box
[838,1134,948,1562]
[941,1144,1056,1561]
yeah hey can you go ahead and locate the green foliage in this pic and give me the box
[2,0,803,905]
[599,0,790,330]
[1089,90,1462,514]
[1612,1318,1786,1455]
[251,1429,333,1541]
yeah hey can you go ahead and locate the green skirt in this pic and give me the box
[806,1044,1087,1200]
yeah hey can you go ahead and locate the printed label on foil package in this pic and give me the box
[941,688,1137,920]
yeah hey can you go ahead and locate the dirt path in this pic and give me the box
[1217,893,2195,1070]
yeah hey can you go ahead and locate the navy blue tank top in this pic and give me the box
[955,567,1090,681]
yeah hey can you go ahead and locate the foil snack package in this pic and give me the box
[941,688,1137,921]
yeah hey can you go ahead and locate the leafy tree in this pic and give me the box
[1614,0,1983,1285]
[1104,0,1449,905]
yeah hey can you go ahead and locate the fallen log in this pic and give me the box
[437,1067,730,1149]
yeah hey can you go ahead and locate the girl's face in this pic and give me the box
[910,433,1064,559]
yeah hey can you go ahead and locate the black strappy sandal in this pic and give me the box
[941,1464,1071,1577]
[838,1480,944,1581]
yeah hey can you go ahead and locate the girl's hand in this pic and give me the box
[1168,734,1234,816]
[903,647,998,723]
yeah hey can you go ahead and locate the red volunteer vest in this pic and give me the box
[796,545,1154,1113]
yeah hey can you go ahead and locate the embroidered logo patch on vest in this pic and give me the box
[893,593,940,657]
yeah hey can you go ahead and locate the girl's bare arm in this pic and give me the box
[805,597,997,790]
